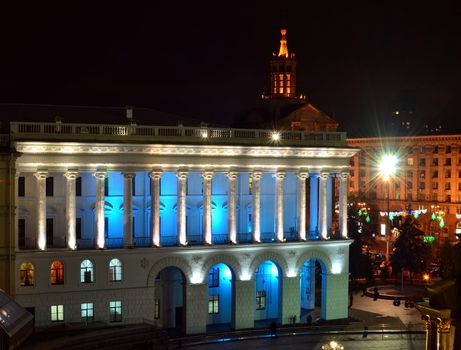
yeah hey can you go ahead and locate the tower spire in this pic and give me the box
[278,29,289,58]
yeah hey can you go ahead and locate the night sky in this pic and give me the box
[1,2,461,136]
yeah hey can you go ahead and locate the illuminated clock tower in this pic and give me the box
[264,29,301,100]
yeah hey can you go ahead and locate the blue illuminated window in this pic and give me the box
[132,176,136,195]
[104,177,109,196]
[109,300,122,322]
[81,303,94,322]
[208,267,219,288]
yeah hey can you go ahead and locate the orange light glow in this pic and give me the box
[423,273,430,282]
[278,29,289,58]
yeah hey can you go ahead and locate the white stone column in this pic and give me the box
[233,279,254,329]
[123,172,135,248]
[275,171,286,242]
[93,171,106,249]
[185,283,207,334]
[321,272,349,320]
[176,170,188,246]
[251,171,262,243]
[319,171,329,240]
[339,172,349,239]
[202,171,214,245]
[281,276,301,325]
[64,171,79,250]
[297,171,308,241]
[34,171,48,251]
[149,171,162,247]
[226,171,238,244]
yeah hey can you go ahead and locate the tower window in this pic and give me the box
[76,177,82,196]
[46,177,54,196]
[18,176,25,197]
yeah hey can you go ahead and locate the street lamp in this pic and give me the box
[378,154,399,262]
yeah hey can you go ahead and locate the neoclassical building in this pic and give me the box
[0,118,357,334]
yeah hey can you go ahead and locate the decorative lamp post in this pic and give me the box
[378,154,399,262]
[322,340,344,350]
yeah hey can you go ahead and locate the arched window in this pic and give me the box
[20,262,34,286]
[109,258,122,282]
[50,261,64,285]
[80,260,94,283]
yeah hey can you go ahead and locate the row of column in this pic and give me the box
[32,170,349,250]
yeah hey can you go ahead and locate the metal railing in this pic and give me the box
[133,236,151,248]
[10,121,347,147]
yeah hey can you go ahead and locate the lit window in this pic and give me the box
[81,303,94,322]
[80,260,94,283]
[50,261,64,285]
[256,290,266,310]
[109,300,122,322]
[51,305,64,322]
[109,258,122,282]
[407,158,413,166]
[20,262,34,287]
[154,299,160,319]
[208,267,219,288]
[208,295,219,314]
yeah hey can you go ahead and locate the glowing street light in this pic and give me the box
[322,340,344,350]
[271,131,281,142]
[378,154,399,262]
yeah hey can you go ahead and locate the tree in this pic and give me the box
[348,204,374,283]
[391,217,430,283]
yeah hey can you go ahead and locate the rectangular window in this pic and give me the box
[104,177,109,196]
[420,171,425,179]
[76,218,82,240]
[419,159,426,166]
[76,177,82,196]
[256,291,266,310]
[46,177,54,196]
[51,305,64,322]
[407,181,412,189]
[208,267,219,288]
[104,217,109,238]
[81,303,94,322]
[46,218,54,246]
[420,147,426,153]
[154,299,160,319]
[18,218,26,248]
[433,146,439,153]
[406,171,413,178]
[407,158,413,166]
[447,195,452,202]
[132,176,136,196]
[445,158,452,166]
[459,183,461,191]
[419,182,426,190]
[445,183,451,190]
[208,295,219,314]
[433,158,439,166]
[109,300,122,322]
[446,171,451,178]
[360,170,366,177]
[350,170,354,177]
[432,182,438,190]
[433,171,438,178]
[18,176,25,197]
[446,146,452,153]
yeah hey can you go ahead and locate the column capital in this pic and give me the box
[226,170,239,180]
[201,170,214,180]
[320,171,330,180]
[297,171,309,180]
[149,171,163,180]
[34,171,48,180]
[122,172,136,178]
[251,170,263,180]
[275,171,286,179]
[93,171,107,180]
[340,171,350,180]
[436,317,451,333]
[176,170,188,180]
[63,170,79,180]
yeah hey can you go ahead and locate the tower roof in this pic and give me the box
[278,29,289,58]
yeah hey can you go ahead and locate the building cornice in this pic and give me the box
[15,141,359,159]
[347,134,461,146]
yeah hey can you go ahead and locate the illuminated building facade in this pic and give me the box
[0,119,356,334]
[347,135,461,244]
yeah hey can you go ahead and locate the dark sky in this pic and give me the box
[1,2,461,136]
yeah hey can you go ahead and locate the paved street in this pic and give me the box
[188,334,425,350]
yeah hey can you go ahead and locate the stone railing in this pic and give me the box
[10,121,347,147]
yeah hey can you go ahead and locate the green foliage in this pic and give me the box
[348,204,374,281]
[391,217,430,280]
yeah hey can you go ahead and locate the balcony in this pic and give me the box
[10,121,347,148]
